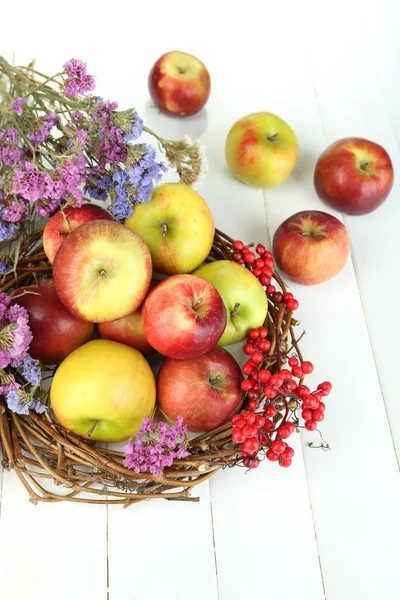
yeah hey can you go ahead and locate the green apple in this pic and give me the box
[225,112,298,188]
[192,260,268,345]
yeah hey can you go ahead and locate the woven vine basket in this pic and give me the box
[0,227,304,507]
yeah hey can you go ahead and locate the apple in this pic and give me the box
[142,274,227,359]
[50,339,156,442]
[192,260,268,346]
[43,204,116,263]
[225,112,298,188]
[157,345,244,432]
[148,50,210,117]
[125,182,214,275]
[314,137,394,215]
[98,279,159,355]
[52,220,152,323]
[10,285,94,365]
[272,210,350,285]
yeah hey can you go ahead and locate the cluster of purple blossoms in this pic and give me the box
[123,416,190,475]
[63,59,95,96]
[110,145,167,219]
[0,293,33,369]
[0,128,24,167]
[90,99,127,167]
[0,203,19,242]
[11,97,26,116]
[124,114,143,142]
[0,293,46,415]
[28,112,59,145]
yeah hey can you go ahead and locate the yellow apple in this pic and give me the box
[192,260,268,346]
[125,182,214,274]
[225,112,298,188]
[50,339,156,442]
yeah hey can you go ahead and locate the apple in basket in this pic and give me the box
[142,274,227,359]
[52,220,152,323]
[125,182,214,275]
[157,345,244,432]
[50,339,156,442]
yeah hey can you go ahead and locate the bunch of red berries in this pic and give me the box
[231,240,299,312]
[229,238,331,470]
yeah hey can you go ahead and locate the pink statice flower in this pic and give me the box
[11,97,26,116]
[123,416,190,476]
[63,59,95,96]
[0,294,33,369]
[28,113,59,145]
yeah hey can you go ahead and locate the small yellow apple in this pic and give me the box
[225,112,298,188]
[50,339,156,442]
[125,182,214,275]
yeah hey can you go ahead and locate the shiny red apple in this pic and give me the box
[273,210,350,285]
[148,51,210,117]
[142,274,226,359]
[11,285,94,364]
[157,345,244,432]
[43,204,116,263]
[98,280,159,354]
[314,137,394,215]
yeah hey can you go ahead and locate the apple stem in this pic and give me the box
[230,302,241,332]
[86,420,99,438]
[192,297,203,310]
[209,375,222,386]
[360,162,372,170]
[267,133,279,142]
[100,269,107,279]
[161,223,168,237]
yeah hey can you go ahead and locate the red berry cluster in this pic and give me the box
[229,239,332,470]
[231,240,299,312]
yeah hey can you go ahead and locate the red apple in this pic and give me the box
[10,285,94,365]
[98,280,159,354]
[157,345,244,432]
[53,220,152,323]
[272,210,350,285]
[142,274,227,359]
[43,204,116,263]
[314,137,394,215]
[148,51,211,117]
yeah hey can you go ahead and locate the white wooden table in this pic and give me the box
[1,1,400,598]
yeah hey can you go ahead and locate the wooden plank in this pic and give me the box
[0,471,108,600]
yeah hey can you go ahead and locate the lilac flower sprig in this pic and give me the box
[0,292,46,414]
[123,416,190,476]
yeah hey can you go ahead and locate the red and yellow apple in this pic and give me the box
[157,345,244,432]
[50,339,156,442]
[148,50,210,116]
[98,279,159,355]
[125,182,214,275]
[10,285,94,365]
[314,137,394,215]
[43,204,116,263]
[272,210,350,285]
[225,112,298,188]
[52,220,152,323]
[192,260,268,346]
[142,274,226,359]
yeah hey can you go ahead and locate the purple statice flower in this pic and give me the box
[12,163,52,202]
[63,59,95,96]
[56,152,86,203]
[21,356,41,386]
[11,97,26,116]
[75,129,87,147]
[0,260,10,274]
[0,379,20,396]
[90,99,127,167]
[34,197,59,217]
[0,297,33,369]
[124,113,143,142]
[5,390,46,415]
[128,145,167,204]
[123,416,190,476]
[0,204,19,241]
[0,128,23,166]
[2,199,30,223]
[28,112,59,145]
[110,169,132,219]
